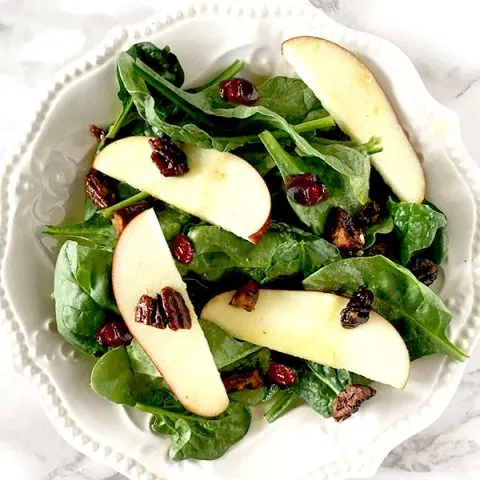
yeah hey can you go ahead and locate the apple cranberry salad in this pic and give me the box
[44,38,465,461]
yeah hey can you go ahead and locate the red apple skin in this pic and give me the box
[248,215,271,245]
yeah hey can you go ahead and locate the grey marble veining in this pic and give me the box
[0,1,479,479]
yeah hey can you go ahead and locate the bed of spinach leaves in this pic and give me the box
[44,41,461,461]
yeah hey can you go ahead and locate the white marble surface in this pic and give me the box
[0,0,479,479]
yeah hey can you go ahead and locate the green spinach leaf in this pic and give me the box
[303,256,467,361]
[364,216,394,249]
[259,131,370,234]
[264,389,298,423]
[387,199,447,265]
[54,241,116,356]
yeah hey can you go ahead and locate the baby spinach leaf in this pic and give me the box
[184,222,340,282]
[145,401,251,461]
[364,216,395,249]
[199,319,262,370]
[259,131,370,234]
[54,241,116,356]
[189,59,245,93]
[229,387,269,405]
[156,206,194,241]
[303,256,467,361]
[387,199,448,265]
[296,362,352,417]
[264,389,298,423]
[220,347,271,374]
[256,76,321,124]
[44,214,118,251]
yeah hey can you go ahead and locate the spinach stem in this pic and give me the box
[107,97,134,139]
[135,403,206,421]
[98,191,149,219]
[189,59,245,93]
[312,136,383,155]
[293,116,336,133]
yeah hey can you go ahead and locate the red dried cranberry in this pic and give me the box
[285,174,328,206]
[149,137,189,177]
[95,321,132,348]
[267,363,298,387]
[219,78,259,106]
[171,234,195,265]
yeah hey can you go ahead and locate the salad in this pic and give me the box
[44,37,466,461]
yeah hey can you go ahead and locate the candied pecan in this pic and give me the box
[329,207,365,251]
[355,201,381,227]
[332,384,376,422]
[89,124,106,140]
[408,257,438,286]
[153,294,169,329]
[285,174,328,206]
[222,369,264,393]
[111,200,150,234]
[135,294,155,325]
[171,233,195,265]
[84,169,117,208]
[340,286,374,329]
[159,287,192,330]
[229,280,259,312]
[267,363,298,387]
[149,137,189,177]
[95,321,133,348]
[219,78,259,106]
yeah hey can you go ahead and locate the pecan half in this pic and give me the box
[135,294,155,325]
[84,169,117,208]
[159,287,192,330]
[408,257,438,286]
[329,207,365,251]
[332,384,376,422]
[153,294,169,329]
[149,137,189,177]
[340,286,374,329]
[111,200,150,234]
[229,280,259,312]
[222,369,264,393]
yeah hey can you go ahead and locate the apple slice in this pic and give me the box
[94,136,271,243]
[202,289,410,388]
[112,208,229,417]
[282,36,425,204]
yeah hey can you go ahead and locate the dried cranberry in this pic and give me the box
[171,234,195,265]
[219,78,259,106]
[229,280,259,312]
[267,363,298,387]
[84,169,117,208]
[408,257,438,286]
[95,321,132,348]
[89,124,106,140]
[285,174,328,206]
[355,201,381,227]
[149,137,189,177]
[222,369,264,393]
[159,287,192,330]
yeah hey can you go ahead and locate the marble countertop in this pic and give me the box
[0,0,479,479]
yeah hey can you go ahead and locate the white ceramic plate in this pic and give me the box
[1,1,479,479]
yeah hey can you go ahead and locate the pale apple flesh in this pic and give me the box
[93,136,271,243]
[282,36,425,204]
[112,208,229,417]
[201,290,410,389]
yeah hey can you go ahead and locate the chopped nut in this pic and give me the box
[135,294,155,325]
[89,124,106,140]
[364,241,389,257]
[340,286,374,329]
[329,207,365,251]
[221,369,264,393]
[149,137,189,177]
[111,200,150,234]
[84,169,117,208]
[332,384,376,422]
[355,201,381,227]
[153,294,168,329]
[408,257,438,286]
[229,280,259,312]
[159,287,192,330]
